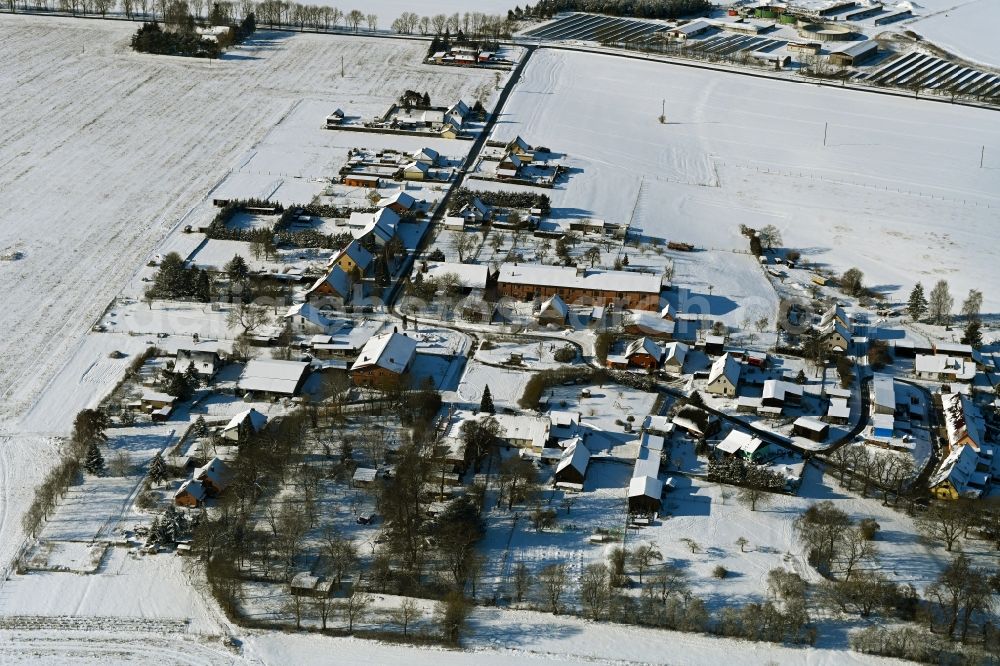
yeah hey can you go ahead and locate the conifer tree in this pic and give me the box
[84,440,105,475]
[480,385,495,414]
[148,452,168,487]
[907,282,927,321]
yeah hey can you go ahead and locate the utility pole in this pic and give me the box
[981,145,985,168]
[823,122,828,147]
[341,55,344,77]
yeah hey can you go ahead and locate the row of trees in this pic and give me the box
[908,282,984,346]
[515,0,712,20]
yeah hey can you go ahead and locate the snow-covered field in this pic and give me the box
[903,0,1000,67]
[491,48,1000,310]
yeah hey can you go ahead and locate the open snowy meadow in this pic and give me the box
[490,47,1000,310]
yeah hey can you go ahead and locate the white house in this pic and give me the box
[706,353,741,396]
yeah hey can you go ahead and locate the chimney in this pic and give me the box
[575,263,586,277]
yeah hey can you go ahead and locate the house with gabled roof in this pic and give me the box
[706,353,741,396]
[930,445,989,500]
[506,135,534,162]
[237,359,310,397]
[554,439,591,486]
[194,457,234,496]
[378,190,418,215]
[285,302,340,335]
[330,241,374,275]
[307,264,354,302]
[623,310,675,339]
[537,294,568,326]
[412,146,440,165]
[221,408,268,443]
[402,161,430,181]
[350,330,418,388]
[819,320,851,353]
[174,349,222,380]
[607,337,663,370]
[820,304,850,331]
[446,99,470,126]
[174,479,206,507]
[458,198,491,224]
[662,342,688,372]
[941,392,986,452]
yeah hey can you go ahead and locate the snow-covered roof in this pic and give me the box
[351,331,417,375]
[412,147,439,163]
[642,415,674,434]
[335,241,375,271]
[820,304,850,329]
[915,354,976,381]
[353,467,378,483]
[237,359,309,395]
[629,475,663,499]
[663,342,688,367]
[423,261,489,290]
[625,337,663,360]
[820,320,851,342]
[508,135,532,152]
[872,413,894,432]
[223,408,267,434]
[498,263,662,296]
[550,410,580,428]
[708,353,741,387]
[194,457,233,492]
[929,444,985,498]
[308,265,352,298]
[793,416,828,433]
[174,478,205,501]
[830,40,878,58]
[625,310,676,336]
[174,349,220,376]
[934,342,974,357]
[539,294,569,319]
[872,374,895,411]
[378,190,417,211]
[403,161,430,174]
[286,302,339,330]
[668,19,712,35]
[555,440,591,478]
[493,413,550,448]
[716,429,761,456]
[941,392,985,451]
[762,379,803,403]
[827,398,851,420]
[142,391,175,404]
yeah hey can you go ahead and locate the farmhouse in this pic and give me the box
[827,398,851,425]
[819,321,851,353]
[549,410,581,441]
[237,359,310,397]
[662,341,688,372]
[606,337,663,370]
[458,198,491,224]
[915,354,977,382]
[554,439,591,485]
[174,479,206,508]
[306,265,354,302]
[174,349,221,379]
[793,416,829,442]
[929,445,989,500]
[378,190,419,215]
[221,408,268,443]
[705,353,741,397]
[821,304,851,330]
[194,457,233,496]
[352,208,400,247]
[716,429,776,463]
[402,161,430,181]
[350,330,417,388]
[330,241,374,275]
[498,263,663,310]
[497,152,524,179]
[412,147,439,165]
[285,302,340,335]
[492,413,551,449]
[941,392,986,451]
[506,136,534,162]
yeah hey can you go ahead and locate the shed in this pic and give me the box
[793,416,829,442]
[554,440,591,485]
[628,476,663,514]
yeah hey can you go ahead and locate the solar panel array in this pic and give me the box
[863,51,1000,99]
[522,13,665,43]
[686,34,787,56]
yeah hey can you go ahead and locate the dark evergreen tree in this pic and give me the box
[961,319,982,349]
[148,452,168,487]
[907,282,927,321]
[84,440,104,475]
[480,385,496,414]
[225,254,250,285]
[193,415,209,437]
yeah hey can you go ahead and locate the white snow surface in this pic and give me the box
[490,48,1000,310]
[903,0,1000,67]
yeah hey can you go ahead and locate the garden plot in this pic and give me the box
[491,48,1000,311]
[475,340,580,370]
[545,382,659,447]
[456,360,534,409]
[22,541,108,575]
